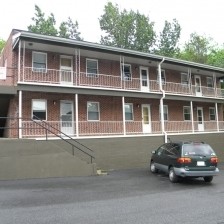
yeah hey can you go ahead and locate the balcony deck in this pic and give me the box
[18,67,224,98]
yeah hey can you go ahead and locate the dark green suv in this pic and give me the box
[150,141,219,183]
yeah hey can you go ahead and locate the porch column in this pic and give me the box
[75,94,79,137]
[215,103,219,131]
[190,101,194,133]
[213,73,217,96]
[22,41,25,82]
[19,90,22,138]
[122,96,126,135]
[18,40,21,82]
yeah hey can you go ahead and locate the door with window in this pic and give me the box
[60,56,73,84]
[142,104,151,133]
[195,75,202,96]
[197,107,204,131]
[60,101,74,135]
[140,67,149,91]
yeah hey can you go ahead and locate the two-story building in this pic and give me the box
[0,29,223,179]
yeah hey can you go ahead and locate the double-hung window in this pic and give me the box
[32,52,47,72]
[125,103,133,121]
[121,64,132,81]
[87,102,99,121]
[183,106,191,121]
[209,107,216,120]
[32,100,47,120]
[207,77,213,88]
[181,73,189,85]
[86,59,98,77]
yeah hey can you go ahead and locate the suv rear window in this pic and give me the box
[182,144,216,156]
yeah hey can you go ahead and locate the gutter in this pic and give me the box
[158,57,168,143]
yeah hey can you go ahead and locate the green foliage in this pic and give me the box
[99,2,156,52]
[155,19,181,57]
[28,5,82,40]
[178,33,214,64]
[207,47,224,68]
[0,39,6,52]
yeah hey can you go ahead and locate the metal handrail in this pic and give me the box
[0,116,95,163]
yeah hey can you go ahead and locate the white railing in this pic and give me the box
[20,67,224,98]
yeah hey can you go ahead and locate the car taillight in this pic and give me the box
[210,157,218,164]
[177,157,191,164]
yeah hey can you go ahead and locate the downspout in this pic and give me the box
[158,58,167,143]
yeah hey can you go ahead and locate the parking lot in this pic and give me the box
[0,166,224,224]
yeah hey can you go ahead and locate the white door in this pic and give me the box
[195,75,202,96]
[60,56,73,85]
[60,101,74,135]
[140,67,149,91]
[142,104,151,133]
[197,107,204,131]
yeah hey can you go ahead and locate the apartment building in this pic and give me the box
[0,29,224,179]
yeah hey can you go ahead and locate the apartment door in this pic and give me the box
[60,101,74,135]
[195,75,202,96]
[142,104,151,133]
[140,67,149,91]
[60,56,73,84]
[197,107,204,131]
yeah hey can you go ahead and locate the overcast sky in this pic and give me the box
[1,0,224,46]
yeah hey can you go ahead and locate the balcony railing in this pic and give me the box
[19,67,224,98]
[19,120,223,138]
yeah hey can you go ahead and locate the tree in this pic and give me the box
[28,5,82,40]
[99,2,156,52]
[207,47,224,68]
[0,39,6,52]
[155,19,181,57]
[178,32,214,64]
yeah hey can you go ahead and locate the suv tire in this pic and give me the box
[169,167,179,183]
[150,161,158,173]
[203,176,213,183]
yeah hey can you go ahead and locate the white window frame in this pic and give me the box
[121,63,132,81]
[206,77,213,88]
[32,99,47,121]
[181,72,189,85]
[183,106,191,121]
[209,107,216,121]
[87,102,100,121]
[157,69,166,84]
[32,52,47,73]
[125,103,134,121]
[160,105,168,121]
[86,58,98,77]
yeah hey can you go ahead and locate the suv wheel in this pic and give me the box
[150,161,158,173]
[169,167,179,183]
[204,176,213,183]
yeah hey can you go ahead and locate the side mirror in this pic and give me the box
[151,150,156,154]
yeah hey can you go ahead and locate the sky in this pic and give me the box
[1,0,224,47]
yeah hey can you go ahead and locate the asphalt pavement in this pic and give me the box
[0,165,224,224]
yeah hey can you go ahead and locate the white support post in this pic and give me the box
[22,41,25,82]
[75,94,79,137]
[122,96,126,135]
[213,73,217,96]
[190,101,194,133]
[18,41,21,82]
[19,91,22,138]
[215,103,219,132]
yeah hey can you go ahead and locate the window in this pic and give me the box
[209,107,216,120]
[121,64,132,80]
[160,105,168,121]
[207,77,213,88]
[32,52,47,72]
[86,59,98,77]
[32,100,47,120]
[157,69,166,84]
[125,103,133,120]
[181,73,189,85]
[183,106,191,121]
[87,102,99,121]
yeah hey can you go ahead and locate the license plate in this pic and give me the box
[197,161,205,166]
